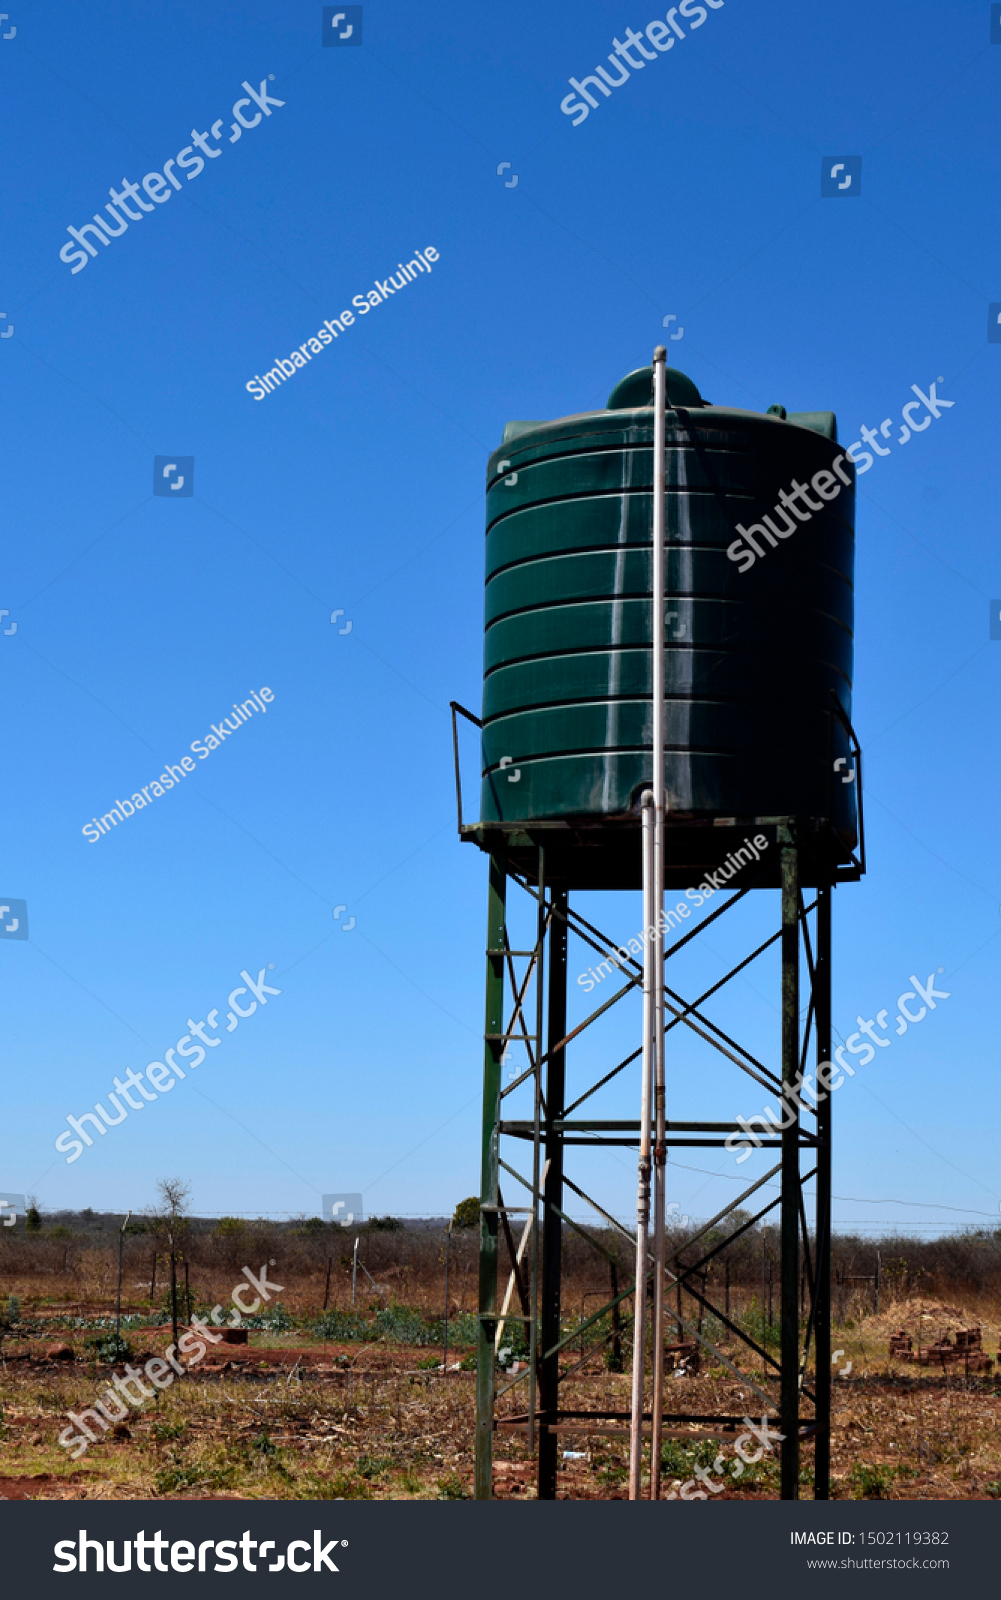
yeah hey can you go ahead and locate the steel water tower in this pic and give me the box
[451,352,864,1501]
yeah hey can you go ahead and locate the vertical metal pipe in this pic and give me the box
[875,1250,881,1314]
[779,826,800,1499]
[528,848,546,1459]
[169,1231,178,1353]
[539,887,568,1500]
[610,1259,623,1372]
[649,346,668,1499]
[761,1230,766,1376]
[628,791,656,1499]
[352,1237,358,1307]
[475,853,507,1500]
[116,1210,130,1346]
[443,1219,452,1375]
[814,884,832,1500]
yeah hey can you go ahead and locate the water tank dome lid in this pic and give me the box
[606,365,705,410]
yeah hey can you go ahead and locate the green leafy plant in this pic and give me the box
[452,1197,479,1230]
[152,1420,186,1444]
[659,1439,695,1476]
[215,1217,246,1236]
[597,1456,628,1488]
[436,1472,469,1499]
[154,1461,202,1495]
[851,1461,894,1499]
[495,1321,528,1364]
[316,1471,372,1499]
[242,1302,296,1333]
[89,1333,133,1363]
[313,1309,369,1341]
[738,1297,781,1351]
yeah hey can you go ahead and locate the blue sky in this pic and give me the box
[2,0,999,1239]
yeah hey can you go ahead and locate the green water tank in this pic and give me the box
[479,363,857,866]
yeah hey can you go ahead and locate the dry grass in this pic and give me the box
[2,1227,1001,1501]
[0,1351,480,1501]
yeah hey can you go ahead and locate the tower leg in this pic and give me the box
[779,828,800,1500]
[814,885,832,1498]
[475,854,507,1500]
[538,890,568,1500]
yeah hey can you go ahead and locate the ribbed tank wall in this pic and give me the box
[480,401,856,841]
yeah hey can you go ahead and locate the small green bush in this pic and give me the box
[452,1197,479,1230]
[89,1333,133,1363]
[316,1471,372,1500]
[851,1462,894,1499]
[738,1297,781,1351]
[152,1421,186,1444]
[313,1309,369,1341]
[241,1302,295,1333]
[154,1462,201,1495]
[659,1439,694,1476]
[376,1305,477,1347]
[436,1472,469,1499]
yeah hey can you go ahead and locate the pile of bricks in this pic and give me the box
[888,1326,993,1373]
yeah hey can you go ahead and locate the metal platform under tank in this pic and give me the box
[458,811,863,891]
[453,701,865,891]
